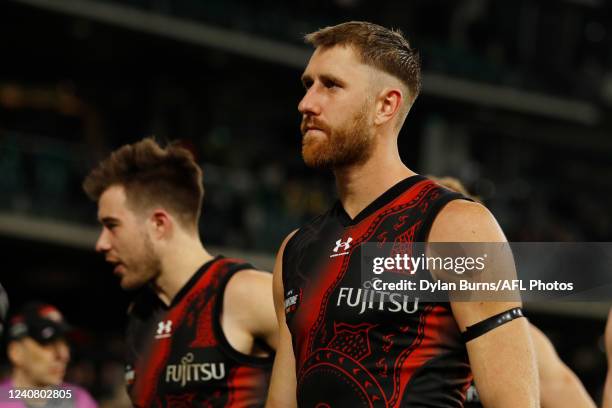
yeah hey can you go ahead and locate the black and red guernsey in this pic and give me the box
[125,256,273,407]
[282,175,473,407]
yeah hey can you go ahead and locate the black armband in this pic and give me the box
[462,307,524,343]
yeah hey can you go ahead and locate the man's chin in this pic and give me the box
[302,145,333,169]
[302,155,333,169]
[42,373,64,387]
[119,277,146,291]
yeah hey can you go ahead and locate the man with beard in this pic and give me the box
[267,22,538,407]
[83,138,277,407]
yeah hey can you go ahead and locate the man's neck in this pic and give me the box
[12,371,36,389]
[153,237,213,306]
[334,142,416,219]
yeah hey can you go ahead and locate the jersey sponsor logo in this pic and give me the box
[155,319,173,339]
[125,365,135,385]
[284,288,302,315]
[331,237,353,258]
[165,352,226,387]
[466,384,480,402]
[336,285,419,315]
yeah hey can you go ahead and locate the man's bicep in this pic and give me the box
[267,231,298,408]
[431,200,521,329]
[272,230,297,318]
[461,313,538,407]
[267,320,298,407]
[432,200,538,405]
[243,270,278,350]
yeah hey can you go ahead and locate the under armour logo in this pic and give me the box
[155,320,173,339]
[333,237,353,253]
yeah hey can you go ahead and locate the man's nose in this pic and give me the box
[298,86,322,116]
[95,229,110,253]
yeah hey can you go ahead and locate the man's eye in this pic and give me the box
[323,80,338,89]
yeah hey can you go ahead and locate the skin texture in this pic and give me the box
[530,325,595,408]
[430,175,594,407]
[9,337,70,387]
[95,184,277,356]
[96,185,161,291]
[267,44,539,407]
[267,231,298,408]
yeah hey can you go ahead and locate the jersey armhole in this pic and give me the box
[212,263,275,367]
[415,191,473,243]
[415,189,472,312]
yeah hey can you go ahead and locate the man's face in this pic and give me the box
[298,45,376,169]
[14,337,70,387]
[95,185,161,290]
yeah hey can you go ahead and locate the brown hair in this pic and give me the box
[83,138,204,229]
[305,21,421,103]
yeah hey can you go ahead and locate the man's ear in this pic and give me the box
[149,209,173,239]
[374,87,404,127]
[7,341,24,366]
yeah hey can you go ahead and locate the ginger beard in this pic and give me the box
[301,101,375,169]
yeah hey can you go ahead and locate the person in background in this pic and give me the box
[0,302,97,407]
[83,138,277,407]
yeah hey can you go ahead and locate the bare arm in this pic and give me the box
[603,308,612,408]
[266,231,298,408]
[224,269,278,352]
[530,324,595,408]
[429,200,539,408]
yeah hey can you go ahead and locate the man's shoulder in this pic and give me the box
[285,205,338,251]
[429,199,505,242]
[224,269,272,302]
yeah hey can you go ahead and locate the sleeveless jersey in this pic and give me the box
[125,256,273,407]
[282,175,473,407]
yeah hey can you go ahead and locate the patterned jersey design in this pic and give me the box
[126,256,273,407]
[283,176,473,407]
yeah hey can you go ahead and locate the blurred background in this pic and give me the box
[0,0,610,405]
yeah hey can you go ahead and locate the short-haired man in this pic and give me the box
[83,138,277,407]
[268,22,538,407]
[0,302,97,407]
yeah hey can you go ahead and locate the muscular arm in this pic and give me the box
[429,200,539,407]
[530,324,594,408]
[603,308,612,408]
[223,268,278,353]
[266,231,298,408]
